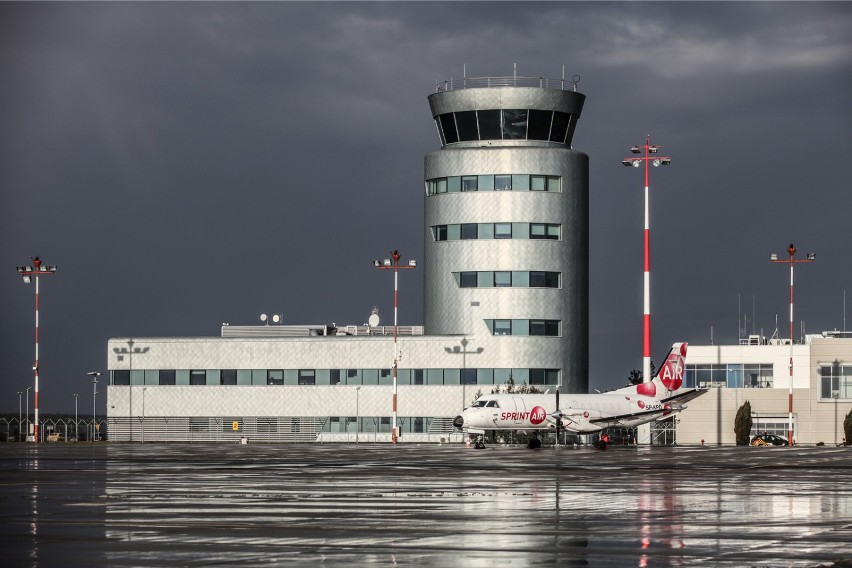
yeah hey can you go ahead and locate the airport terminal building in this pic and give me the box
[104,76,852,445]
[673,333,852,446]
[105,76,591,442]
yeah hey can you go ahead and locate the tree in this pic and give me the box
[844,408,852,446]
[627,361,657,385]
[734,401,753,446]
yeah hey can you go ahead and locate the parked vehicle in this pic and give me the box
[751,433,792,446]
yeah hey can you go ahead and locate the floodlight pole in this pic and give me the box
[25,387,31,440]
[770,243,815,446]
[355,386,361,444]
[372,250,416,444]
[622,138,671,384]
[16,257,57,442]
[88,372,101,441]
[17,391,23,442]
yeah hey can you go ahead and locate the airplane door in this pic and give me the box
[512,397,527,425]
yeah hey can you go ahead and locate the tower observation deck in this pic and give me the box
[423,75,589,393]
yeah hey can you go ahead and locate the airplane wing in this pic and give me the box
[661,388,709,406]
[586,406,674,428]
[581,390,709,429]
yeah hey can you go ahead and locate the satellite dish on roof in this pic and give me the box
[260,313,268,323]
[367,308,379,327]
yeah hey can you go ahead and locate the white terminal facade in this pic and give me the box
[105,76,852,445]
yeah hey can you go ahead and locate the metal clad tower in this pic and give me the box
[424,76,589,394]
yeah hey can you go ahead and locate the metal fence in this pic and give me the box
[0,417,105,442]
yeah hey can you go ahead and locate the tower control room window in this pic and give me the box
[478,110,502,139]
[527,109,553,141]
[502,109,528,139]
[434,109,575,146]
[550,111,570,143]
[455,110,479,142]
[439,114,458,144]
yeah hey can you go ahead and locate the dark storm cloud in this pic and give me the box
[2,2,851,412]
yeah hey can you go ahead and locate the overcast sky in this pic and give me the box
[2,2,851,414]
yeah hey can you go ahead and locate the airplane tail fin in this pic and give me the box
[630,342,687,399]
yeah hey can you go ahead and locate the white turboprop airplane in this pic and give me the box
[452,342,706,447]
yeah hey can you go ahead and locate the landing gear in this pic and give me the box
[528,434,542,449]
[474,435,486,449]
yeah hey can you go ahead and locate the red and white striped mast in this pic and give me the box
[623,137,671,384]
[16,256,58,442]
[373,250,416,444]
[770,244,815,446]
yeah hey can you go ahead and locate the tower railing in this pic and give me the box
[435,76,579,93]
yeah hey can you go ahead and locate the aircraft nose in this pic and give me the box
[452,415,464,429]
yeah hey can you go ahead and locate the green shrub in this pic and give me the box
[734,401,753,446]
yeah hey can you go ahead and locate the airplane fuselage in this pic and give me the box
[458,392,672,435]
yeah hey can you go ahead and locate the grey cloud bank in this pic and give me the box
[2,2,851,411]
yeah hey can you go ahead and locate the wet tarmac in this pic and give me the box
[1,443,851,567]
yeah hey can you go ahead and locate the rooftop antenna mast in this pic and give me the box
[738,293,742,341]
[753,296,756,336]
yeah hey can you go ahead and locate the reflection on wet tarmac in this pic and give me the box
[2,444,851,566]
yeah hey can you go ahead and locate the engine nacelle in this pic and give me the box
[560,409,604,433]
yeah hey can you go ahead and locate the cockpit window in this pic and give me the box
[471,400,487,408]
[485,400,500,408]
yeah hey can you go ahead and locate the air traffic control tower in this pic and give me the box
[424,76,588,393]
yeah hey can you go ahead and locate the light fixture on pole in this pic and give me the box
[73,393,78,441]
[142,387,147,443]
[622,137,671,389]
[355,386,361,444]
[17,391,23,442]
[445,338,483,411]
[112,340,149,441]
[87,372,101,441]
[25,386,32,441]
[16,256,58,442]
[372,250,417,444]
[770,243,815,446]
